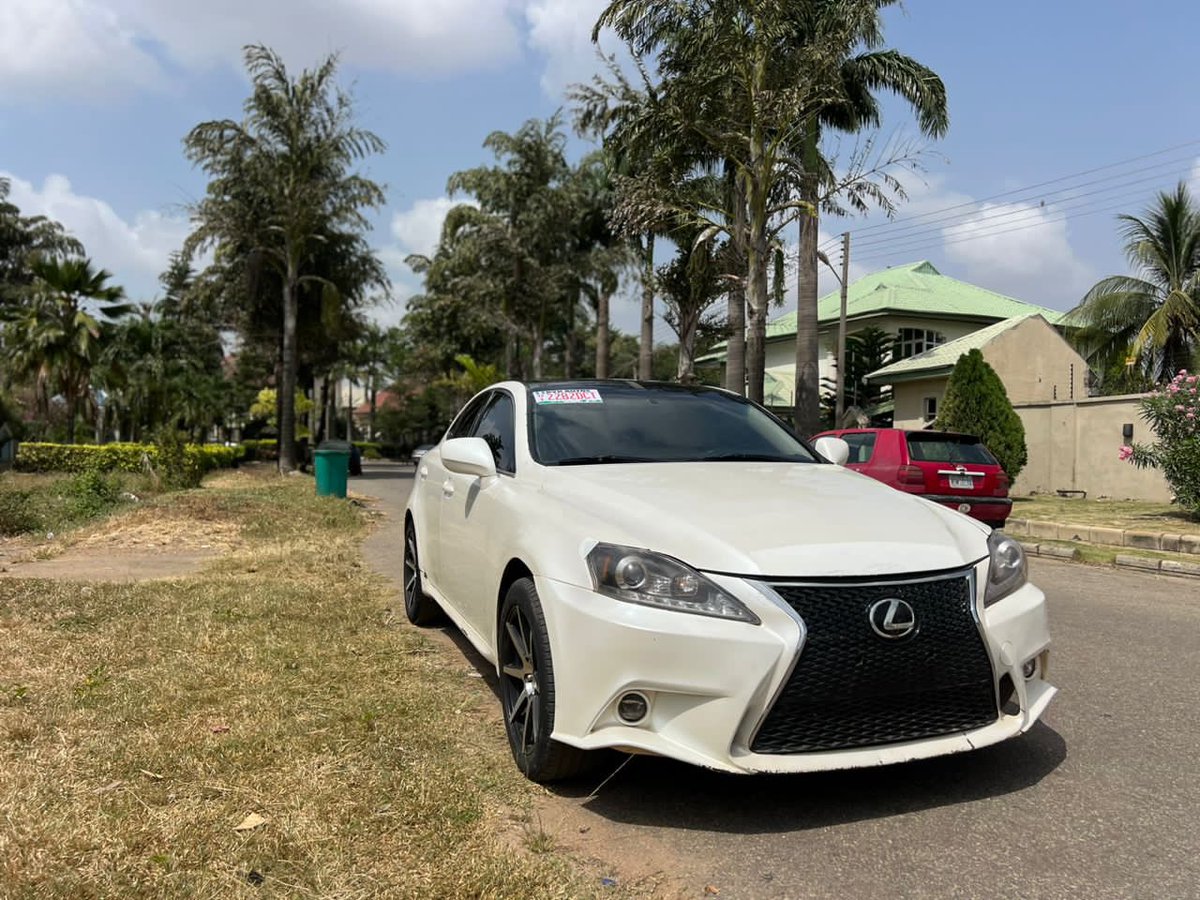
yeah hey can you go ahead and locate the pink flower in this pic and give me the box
[1189,376,1197,384]
[1176,404,1186,411]
[1189,412,1196,420]
[1118,445,1134,461]
[1168,384,1180,392]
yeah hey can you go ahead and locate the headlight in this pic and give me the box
[984,530,1027,607]
[586,543,760,624]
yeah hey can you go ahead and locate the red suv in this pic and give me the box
[812,428,1012,528]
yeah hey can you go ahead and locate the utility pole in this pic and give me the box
[834,231,851,426]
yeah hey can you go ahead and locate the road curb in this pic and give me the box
[1007,516,1200,553]
[1019,540,1200,579]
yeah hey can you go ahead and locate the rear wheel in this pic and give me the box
[498,578,591,782]
[403,520,442,626]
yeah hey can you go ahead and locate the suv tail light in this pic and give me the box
[898,465,925,486]
[994,471,1010,497]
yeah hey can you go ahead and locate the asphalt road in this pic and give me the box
[360,462,1200,899]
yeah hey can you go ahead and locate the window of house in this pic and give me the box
[896,328,946,360]
[923,396,938,423]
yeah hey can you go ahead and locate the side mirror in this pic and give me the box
[813,436,850,466]
[440,437,498,478]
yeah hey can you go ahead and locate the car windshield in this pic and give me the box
[528,383,819,465]
[906,432,998,465]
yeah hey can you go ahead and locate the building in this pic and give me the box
[866,314,1088,429]
[702,261,1066,411]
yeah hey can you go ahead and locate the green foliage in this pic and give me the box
[934,349,1028,479]
[1067,183,1200,381]
[64,469,122,518]
[249,388,315,438]
[153,428,202,490]
[820,326,895,427]
[15,442,237,476]
[1124,370,1200,515]
[0,488,39,536]
[0,176,84,298]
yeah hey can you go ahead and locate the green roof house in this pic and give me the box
[701,261,1067,410]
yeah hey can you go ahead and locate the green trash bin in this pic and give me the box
[314,440,352,498]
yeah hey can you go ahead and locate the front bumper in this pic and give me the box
[536,568,1054,774]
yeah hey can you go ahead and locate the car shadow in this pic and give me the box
[435,616,1067,836]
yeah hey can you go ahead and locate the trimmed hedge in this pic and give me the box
[15,442,240,475]
[241,439,383,461]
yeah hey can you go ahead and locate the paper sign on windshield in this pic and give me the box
[533,389,603,405]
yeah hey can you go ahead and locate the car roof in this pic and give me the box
[522,379,734,397]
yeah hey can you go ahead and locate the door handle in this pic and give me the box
[442,480,455,497]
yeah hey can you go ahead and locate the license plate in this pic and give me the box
[949,475,974,489]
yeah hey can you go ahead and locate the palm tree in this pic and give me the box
[0,177,83,298]
[184,44,386,472]
[791,0,948,435]
[1067,183,1200,382]
[6,257,129,442]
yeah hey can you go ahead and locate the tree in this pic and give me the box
[934,349,1027,480]
[0,177,83,299]
[184,44,387,472]
[658,220,727,381]
[4,257,130,443]
[820,325,894,426]
[790,0,948,436]
[1066,182,1200,383]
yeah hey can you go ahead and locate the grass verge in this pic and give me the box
[0,474,592,898]
[0,470,154,538]
[1012,496,1200,534]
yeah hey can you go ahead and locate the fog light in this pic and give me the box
[1022,658,1038,680]
[616,691,649,724]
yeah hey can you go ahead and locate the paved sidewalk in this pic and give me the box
[1006,516,1200,578]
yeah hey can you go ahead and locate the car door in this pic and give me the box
[418,393,489,595]
[437,390,518,644]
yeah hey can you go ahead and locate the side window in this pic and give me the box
[841,432,877,464]
[471,392,516,474]
[923,396,938,423]
[446,393,490,441]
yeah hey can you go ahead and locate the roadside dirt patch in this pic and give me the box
[0,548,217,581]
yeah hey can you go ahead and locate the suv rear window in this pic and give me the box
[906,432,998,465]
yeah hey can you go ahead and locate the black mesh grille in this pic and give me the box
[752,573,997,754]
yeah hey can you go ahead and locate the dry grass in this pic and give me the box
[1013,496,1200,534]
[0,476,593,898]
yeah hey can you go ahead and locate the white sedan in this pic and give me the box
[403,381,1055,782]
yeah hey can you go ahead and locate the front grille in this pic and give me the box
[752,572,997,754]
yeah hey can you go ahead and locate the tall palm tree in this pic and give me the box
[791,0,948,435]
[1067,183,1200,382]
[0,177,83,297]
[185,44,386,471]
[6,257,129,442]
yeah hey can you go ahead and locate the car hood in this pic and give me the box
[537,462,989,578]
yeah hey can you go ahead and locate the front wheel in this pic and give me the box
[498,578,592,782]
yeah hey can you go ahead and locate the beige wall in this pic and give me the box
[893,378,946,429]
[983,315,1085,404]
[1013,395,1170,501]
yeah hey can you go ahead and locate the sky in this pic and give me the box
[2,0,1198,338]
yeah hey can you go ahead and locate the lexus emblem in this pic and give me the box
[868,598,917,639]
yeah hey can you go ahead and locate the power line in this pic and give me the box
[843,138,1200,238]
[850,173,1191,257]
[848,156,1198,252]
[851,196,1147,267]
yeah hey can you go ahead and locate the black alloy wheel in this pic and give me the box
[497,578,591,782]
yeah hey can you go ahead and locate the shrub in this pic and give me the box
[15,442,239,477]
[1123,370,1200,514]
[65,469,122,518]
[0,488,39,536]
[934,349,1028,480]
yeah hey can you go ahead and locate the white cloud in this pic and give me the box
[524,0,614,96]
[2,0,529,101]
[0,0,161,99]
[2,170,190,299]
[389,197,463,259]
[941,201,1094,306]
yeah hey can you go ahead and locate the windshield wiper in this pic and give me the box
[551,455,658,466]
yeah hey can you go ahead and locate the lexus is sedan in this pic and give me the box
[403,381,1055,782]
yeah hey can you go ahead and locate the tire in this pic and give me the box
[498,578,592,782]
[403,520,442,626]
